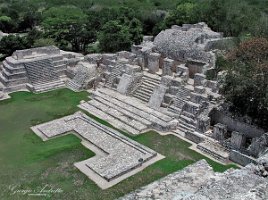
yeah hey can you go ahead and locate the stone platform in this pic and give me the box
[31,112,163,189]
[79,88,178,135]
[119,159,268,200]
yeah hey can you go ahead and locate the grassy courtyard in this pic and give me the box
[0,89,236,200]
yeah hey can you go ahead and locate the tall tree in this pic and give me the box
[42,6,88,52]
[98,20,132,52]
[223,38,268,129]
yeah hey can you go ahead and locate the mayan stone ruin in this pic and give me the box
[1,22,268,198]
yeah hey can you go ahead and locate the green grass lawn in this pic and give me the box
[0,89,237,200]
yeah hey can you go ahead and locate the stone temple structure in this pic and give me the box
[0,46,83,93]
[1,23,268,195]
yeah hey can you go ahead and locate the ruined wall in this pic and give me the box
[210,110,265,138]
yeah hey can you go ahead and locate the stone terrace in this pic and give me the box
[79,87,178,135]
[119,159,268,200]
[31,112,161,188]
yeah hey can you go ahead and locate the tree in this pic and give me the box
[98,20,132,52]
[223,38,268,129]
[164,1,198,27]
[42,6,88,52]
[19,9,41,31]
[0,35,29,56]
[128,18,143,45]
[33,38,56,47]
[0,16,16,33]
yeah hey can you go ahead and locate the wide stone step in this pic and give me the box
[172,129,185,137]
[133,93,150,102]
[179,119,196,130]
[138,85,154,93]
[79,102,141,135]
[67,80,81,91]
[94,96,152,126]
[181,111,196,120]
[0,73,28,86]
[98,88,173,122]
[180,115,196,125]
[168,105,181,114]
[178,124,194,134]
[197,140,229,163]
[2,61,25,74]
[88,100,148,132]
[142,79,160,85]
[142,81,159,89]
[93,91,170,126]
[143,74,161,82]
[33,80,65,93]
[134,88,152,97]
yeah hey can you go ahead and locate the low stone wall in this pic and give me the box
[210,110,265,138]
[229,150,256,166]
[185,131,206,144]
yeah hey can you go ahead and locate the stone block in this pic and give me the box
[162,58,175,76]
[194,73,206,86]
[197,115,210,133]
[176,64,189,80]
[147,53,160,74]
[229,150,256,166]
[148,85,167,108]
[212,123,227,141]
[117,74,133,95]
[125,64,141,75]
[230,131,246,150]
[248,133,268,158]
[194,86,206,94]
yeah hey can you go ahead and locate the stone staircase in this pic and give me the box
[168,86,191,114]
[174,110,197,137]
[66,68,88,92]
[105,64,123,89]
[28,80,65,93]
[24,59,65,93]
[132,74,161,102]
[79,87,177,135]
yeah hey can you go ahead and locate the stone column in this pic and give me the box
[148,53,160,74]
[212,123,227,141]
[163,58,174,76]
[197,115,211,133]
[194,73,207,87]
[231,131,246,150]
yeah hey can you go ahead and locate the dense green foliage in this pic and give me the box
[222,38,268,129]
[0,0,267,56]
[0,89,236,199]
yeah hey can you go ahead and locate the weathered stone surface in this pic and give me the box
[230,131,246,150]
[119,160,216,200]
[154,22,223,63]
[212,123,227,141]
[147,53,160,73]
[196,115,210,133]
[32,111,158,182]
[148,84,167,108]
[230,150,256,166]
[176,64,189,80]
[67,62,97,91]
[194,73,206,86]
[117,73,133,95]
[79,87,178,135]
[248,133,268,157]
[162,58,175,76]
[120,159,268,200]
